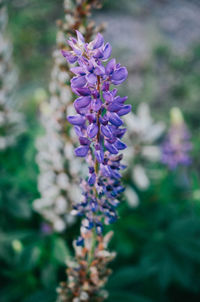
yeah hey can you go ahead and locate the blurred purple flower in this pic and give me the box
[161,108,192,170]
[40,222,53,235]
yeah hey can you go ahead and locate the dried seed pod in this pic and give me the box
[57,231,115,302]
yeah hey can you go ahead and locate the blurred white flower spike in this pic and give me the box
[124,103,165,206]
[34,0,104,232]
[0,3,24,150]
[34,64,82,232]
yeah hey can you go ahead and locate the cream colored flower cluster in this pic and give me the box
[0,3,23,150]
[33,17,82,232]
[34,0,102,232]
[124,103,165,206]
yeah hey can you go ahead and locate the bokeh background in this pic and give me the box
[1,0,200,301]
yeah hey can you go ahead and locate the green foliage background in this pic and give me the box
[0,0,200,301]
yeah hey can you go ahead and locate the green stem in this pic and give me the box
[87,76,101,270]
[87,228,97,268]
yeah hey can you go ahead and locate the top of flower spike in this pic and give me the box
[62,30,111,61]
[62,30,128,86]
[170,107,184,126]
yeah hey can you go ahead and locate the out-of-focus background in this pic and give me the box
[0,0,200,301]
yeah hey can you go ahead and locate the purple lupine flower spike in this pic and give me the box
[62,30,130,242]
[161,107,192,170]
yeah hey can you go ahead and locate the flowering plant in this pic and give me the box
[57,30,130,301]
[62,30,131,240]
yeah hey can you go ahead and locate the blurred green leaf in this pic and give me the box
[23,289,56,302]
[52,237,70,264]
[41,264,57,288]
[108,291,153,302]
[18,245,41,271]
